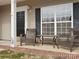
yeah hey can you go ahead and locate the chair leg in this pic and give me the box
[35,37,37,43]
[33,37,36,46]
[70,42,73,52]
[52,41,59,49]
[42,36,44,45]
[70,48,72,52]
[20,38,23,46]
[33,43,35,46]
[52,36,59,49]
[53,42,55,48]
[55,42,59,49]
[20,41,22,46]
[20,34,23,46]
[42,40,43,45]
[70,44,73,52]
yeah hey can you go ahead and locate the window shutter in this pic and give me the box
[35,8,41,35]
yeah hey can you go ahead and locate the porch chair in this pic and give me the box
[20,29,36,46]
[56,33,71,50]
[70,28,79,51]
[56,28,79,52]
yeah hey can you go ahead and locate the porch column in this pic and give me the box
[11,0,16,47]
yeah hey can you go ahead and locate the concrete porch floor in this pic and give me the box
[0,40,79,59]
[0,40,79,54]
[17,43,79,54]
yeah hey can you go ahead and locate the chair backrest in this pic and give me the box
[57,28,73,41]
[26,29,36,39]
[69,28,79,35]
[69,28,79,40]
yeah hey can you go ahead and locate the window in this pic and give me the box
[41,3,73,37]
[41,6,55,36]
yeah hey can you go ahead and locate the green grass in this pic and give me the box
[0,49,25,59]
[0,49,66,59]
[0,49,51,59]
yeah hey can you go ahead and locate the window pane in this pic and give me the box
[62,23,66,28]
[57,23,61,28]
[62,28,66,33]
[67,22,71,28]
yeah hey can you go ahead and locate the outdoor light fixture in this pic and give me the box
[27,4,32,12]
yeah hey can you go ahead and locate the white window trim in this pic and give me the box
[71,3,73,28]
[41,3,73,37]
[16,6,29,34]
[41,8,42,35]
[54,8,57,35]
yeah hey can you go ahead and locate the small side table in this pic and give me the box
[35,35,59,48]
[52,35,59,49]
[41,35,59,48]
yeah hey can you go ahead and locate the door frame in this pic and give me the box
[16,6,29,34]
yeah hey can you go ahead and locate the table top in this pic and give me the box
[36,35,56,37]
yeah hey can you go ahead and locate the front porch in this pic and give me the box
[0,0,79,59]
[0,39,79,54]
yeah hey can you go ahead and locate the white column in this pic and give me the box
[11,0,16,47]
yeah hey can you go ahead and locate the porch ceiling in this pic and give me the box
[0,0,25,6]
[24,0,79,7]
[0,0,79,7]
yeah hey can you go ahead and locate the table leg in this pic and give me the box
[53,36,59,49]
[42,36,44,45]
[20,34,23,46]
[35,36,37,43]
[53,36,55,48]
[33,36,37,46]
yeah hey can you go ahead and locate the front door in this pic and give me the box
[16,11,25,36]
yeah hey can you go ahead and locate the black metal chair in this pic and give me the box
[20,29,36,46]
[56,33,71,50]
[56,28,79,52]
[70,28,79,52]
